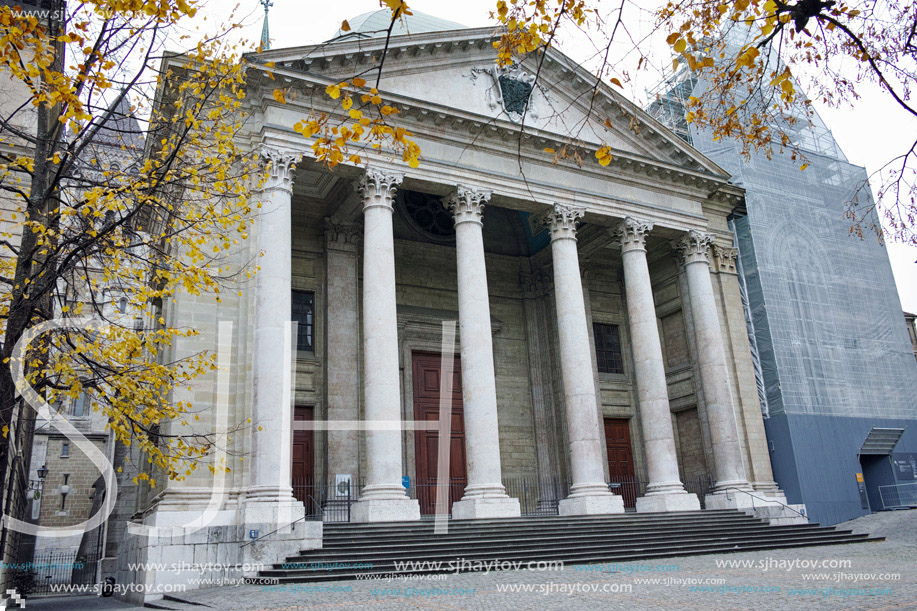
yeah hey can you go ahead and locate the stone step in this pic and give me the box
[300,524,831,558]
[255,510,881,584]
[321,509,744,532]
[258,534,877,583]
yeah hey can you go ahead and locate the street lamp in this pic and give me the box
[37,464,48,483]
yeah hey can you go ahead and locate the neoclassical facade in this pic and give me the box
[111,13,802,601]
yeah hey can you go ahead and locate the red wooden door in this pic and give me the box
[292,406,314,503]
[604,417,637,508]
[412,352,466,515]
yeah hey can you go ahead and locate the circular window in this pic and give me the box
[398,190,455,243]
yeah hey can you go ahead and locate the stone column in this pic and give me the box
[615,218,700,512]
[710,244,783,497]
[246,146,304,522]
[673,230,754,508]
[543,203,624,515]
[446,187,521,519]
[324,218,362,487]
[351,168,420,522]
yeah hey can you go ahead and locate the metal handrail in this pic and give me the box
[240,495,322,548]
[719,486,808,520]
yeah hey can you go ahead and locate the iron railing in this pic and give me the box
[15,550,99,596]
[878,482,917,509]
[504,478,562,516]
[293,474,715,521]
[291,478,353,522]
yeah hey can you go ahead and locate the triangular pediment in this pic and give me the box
[250,27,726,177]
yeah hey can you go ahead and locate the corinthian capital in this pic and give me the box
[446,186,491,225]
[672,229,714,265]
[614,217,654,253]
[539,202,586,241]
[711,244,739,274]
[359,167,404,212]
[260,146,301,193]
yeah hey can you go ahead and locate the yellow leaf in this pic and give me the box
[326,84,341,99]
[609,77,623,88]
[666,32,680,45]
[800,163,809,171]
[352,77,367,88]
[674,39,687,54]
[342,96,353,110]
[273,89,286,104]
[544,147,555,153]
[341,19,351,32]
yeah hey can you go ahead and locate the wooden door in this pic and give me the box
[412,352,466,515]
[604,417,637,508]
[291,406,314,504]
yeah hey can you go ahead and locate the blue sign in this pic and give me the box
[249,529,259,539]
[402,476,410,490]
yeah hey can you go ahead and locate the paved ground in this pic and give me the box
[22,509,916,611]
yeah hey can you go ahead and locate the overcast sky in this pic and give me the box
[191,0,916,313]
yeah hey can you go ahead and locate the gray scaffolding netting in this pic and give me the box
[647,67,917,420]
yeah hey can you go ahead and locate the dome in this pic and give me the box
[329,9,467,42]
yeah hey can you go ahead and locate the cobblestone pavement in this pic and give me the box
[26,509,917,611]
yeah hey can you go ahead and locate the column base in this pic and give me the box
[751,480,784,497]
[636,491,701,513]
[243,498,306,526]
[452,495,521,520]
[351,497,421,523]
[559,484,625,516]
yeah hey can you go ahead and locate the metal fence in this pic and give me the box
[878,482,917,509]
[504,478,562,516]
[292,478,353,522]
[13,550,99,596]
[293,473,714,522]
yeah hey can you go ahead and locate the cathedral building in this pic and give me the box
[99,10,915,603]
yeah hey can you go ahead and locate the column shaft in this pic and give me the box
[248,148,299,506]
[544,203,623,516]
[448,187,519,519]
[616,218,699,512]
[352,168,419,522]
[675,231,753,498]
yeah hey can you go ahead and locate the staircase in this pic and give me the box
[255,510,881,583]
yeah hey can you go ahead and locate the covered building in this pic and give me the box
[648,64,917,525]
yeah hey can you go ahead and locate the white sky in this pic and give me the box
[190,0,916,313]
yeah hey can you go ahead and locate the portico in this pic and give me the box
[244,145,784,523]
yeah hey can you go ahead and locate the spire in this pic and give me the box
[260,0,273,50]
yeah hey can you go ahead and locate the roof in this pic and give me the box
[329,9,467,42]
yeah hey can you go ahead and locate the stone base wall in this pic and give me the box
[107,510,321,605]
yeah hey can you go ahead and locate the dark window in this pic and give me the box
[594,323,623,374]
[292,290,315,351]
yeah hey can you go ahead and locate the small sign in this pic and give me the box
[402,476,410,490]
[335,474,352,497]
[249,529,259,540]
[855,474,869,510]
